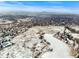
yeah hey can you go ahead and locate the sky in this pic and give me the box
[0,1,79,14]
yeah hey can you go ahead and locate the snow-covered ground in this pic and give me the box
[0,26,75,58]
[41,34,74,58]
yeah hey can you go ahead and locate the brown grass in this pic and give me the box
[70,47,79,58]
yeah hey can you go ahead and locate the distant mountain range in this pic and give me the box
[0,11,78,16]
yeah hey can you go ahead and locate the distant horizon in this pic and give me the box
[0,1,79,14]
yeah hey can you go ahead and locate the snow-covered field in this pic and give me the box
[41,34,74,58]
[0,26,76,58]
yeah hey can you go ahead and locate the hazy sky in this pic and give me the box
[0,1,79,14]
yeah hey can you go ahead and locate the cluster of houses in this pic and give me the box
[0,20,32,50]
